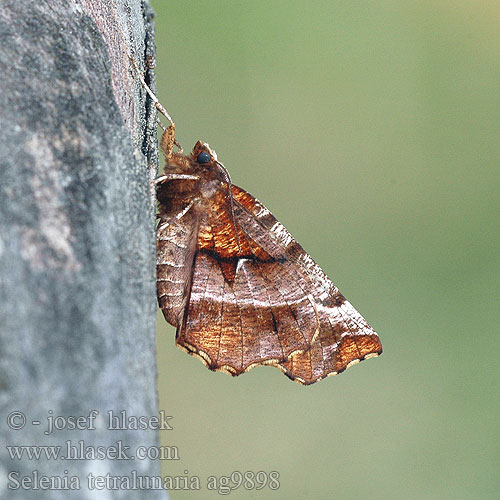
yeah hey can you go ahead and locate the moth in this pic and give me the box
[132,58,382,385]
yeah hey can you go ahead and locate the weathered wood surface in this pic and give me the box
[0,1,167,498]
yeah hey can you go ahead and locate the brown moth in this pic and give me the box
[132,58,382,385]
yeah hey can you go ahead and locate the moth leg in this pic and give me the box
[155,174,199,185]
[129,55,183,159]
[157,200,196,232]
[174,200,195,221]
[145,54,155,70]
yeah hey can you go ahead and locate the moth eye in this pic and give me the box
[196,151,211,164]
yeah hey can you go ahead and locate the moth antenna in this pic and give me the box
[129,55,183,155]
[130,55,174,124]
[216,161,242,253]
[157,117,167,132]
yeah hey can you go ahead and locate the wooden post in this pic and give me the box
[0,1,168,498]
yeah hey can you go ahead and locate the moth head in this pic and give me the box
[192,141,218,165]
[191,141,233,193]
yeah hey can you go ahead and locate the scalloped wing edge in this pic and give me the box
[175,337,382,385]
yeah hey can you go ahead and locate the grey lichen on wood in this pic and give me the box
[0,1,168,498]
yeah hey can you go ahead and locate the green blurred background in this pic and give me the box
[150,1,499,499]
